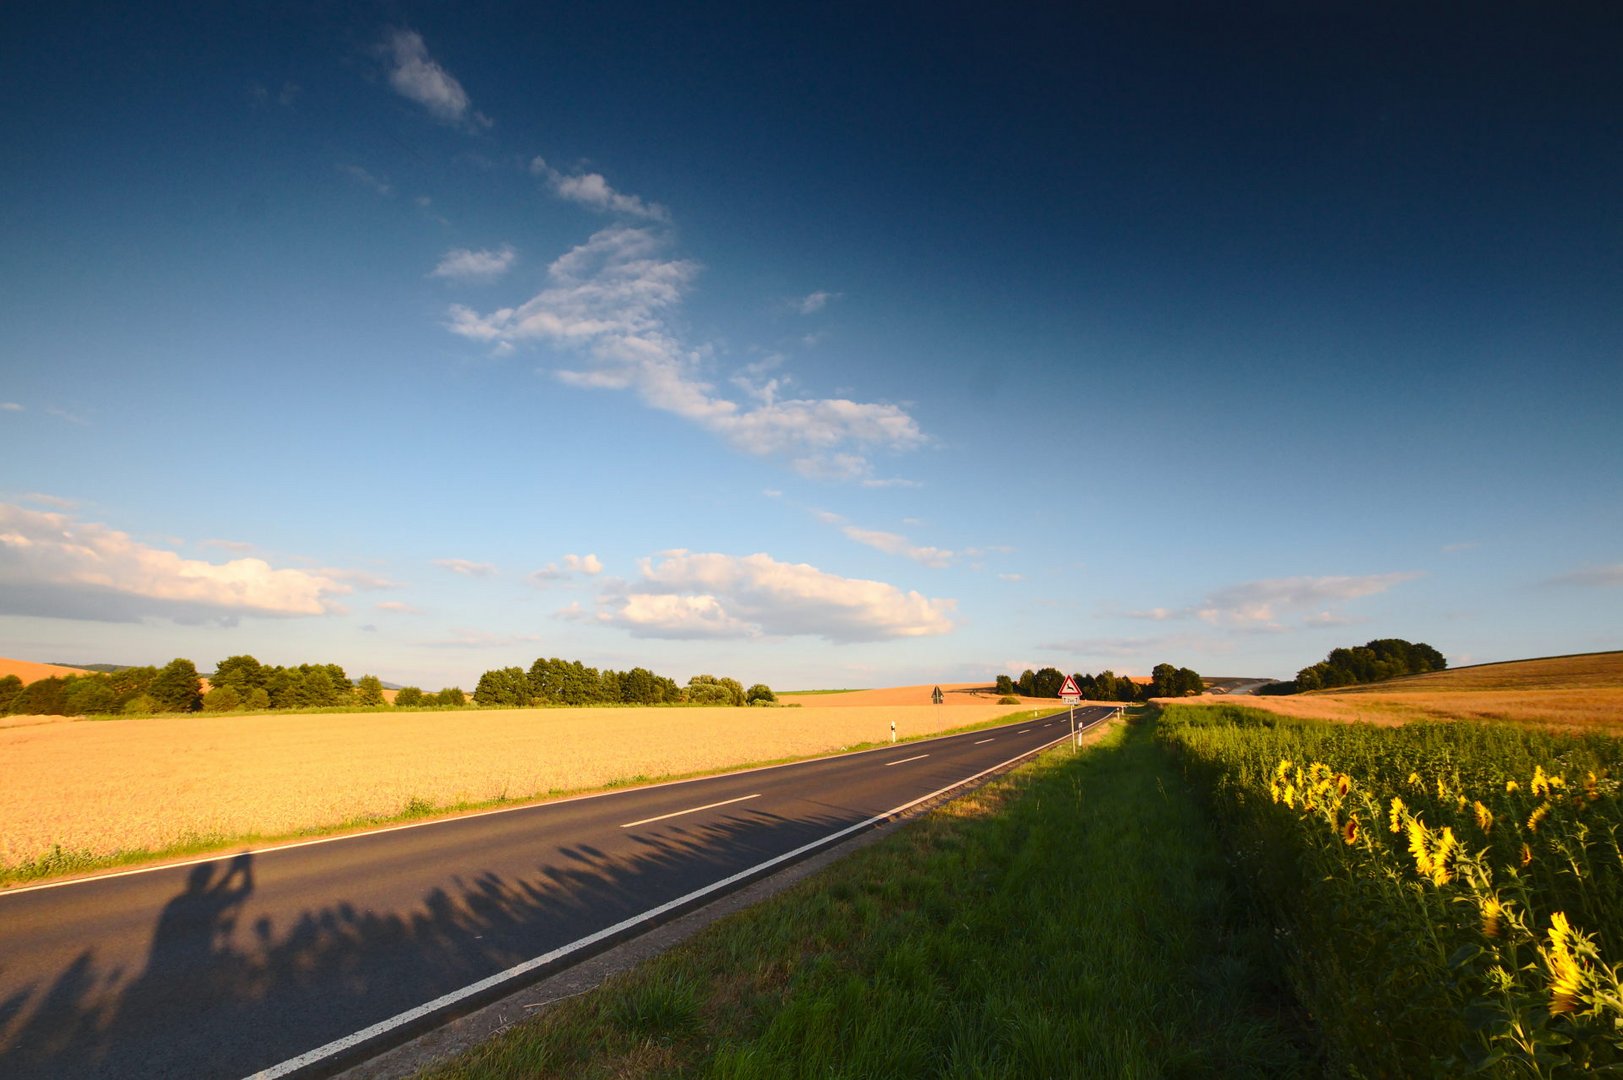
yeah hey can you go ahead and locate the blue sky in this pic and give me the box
[2,3,1619,691]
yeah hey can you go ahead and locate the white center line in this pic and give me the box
[621,793,761,829]
[1018,728,1031,733]
[885,754,930,767]
[974,738,995,745]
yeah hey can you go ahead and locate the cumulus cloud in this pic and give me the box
[445,224,925,481]
[594,549,956,643]
[431,244,517,282]
[0,503,349,622]
[381,28,489,129]
[530,157,668,221]
[434,558,497,578]
[1543,564,1623,588]
[528,552,604,585]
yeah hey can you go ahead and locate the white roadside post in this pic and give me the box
[890,719,896,744]
[1058,674,1083,749]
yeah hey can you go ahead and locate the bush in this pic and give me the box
[745,683,777,705]
[394,686,424,707]
[202,686,242,712]
[998,695,1022,705]
[438,686,466,707]
[122,694,158,716]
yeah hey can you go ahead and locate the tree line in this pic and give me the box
[995,662,1204,702]
[472,657,776,708]
[1258,638,1446,695]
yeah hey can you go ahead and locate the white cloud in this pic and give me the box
[0,503,349,622]
[529,157,668,221]
[1543,564,1623,588]
[381,29,488,129]
[446,224,925,479]
[529,552,604,585]
[998,573,1024,583]
[1442,541,1480,553]
[199,537,255,553]
[339,163,392,197]
[434,558,498,578]
[322,567,402,590]
[20,492,75,509]
[796,290,840,315]
[376,600,425,615]
[425,627,542,649]
[1,403,21,412]
[595,549,956,643]
[840,526,953,569]
[431,244,517,282]
[45,406,88,426]
[1193,574,1420,626]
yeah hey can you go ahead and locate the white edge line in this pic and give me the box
[884,753,930,767]
[974,738,995,745]
[2,709,1080,899]
[244,728,1074,1080]
[620,793,761,829]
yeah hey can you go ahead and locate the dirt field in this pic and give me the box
[1169,651,1623,730]
[0,658,92,683]
[0,700,1032,870]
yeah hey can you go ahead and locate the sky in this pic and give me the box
[1,2,1619,691]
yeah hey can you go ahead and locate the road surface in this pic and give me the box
[0,706,1115,1079]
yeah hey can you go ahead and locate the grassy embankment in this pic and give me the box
[0,707,1057,890]
[423,715,1313,1079]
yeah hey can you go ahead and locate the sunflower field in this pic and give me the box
[1158,703,1623,1077]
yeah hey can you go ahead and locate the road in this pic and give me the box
[0,706,1115,1079]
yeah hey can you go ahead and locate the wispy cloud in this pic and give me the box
[45,406,88,426]
[530,157,668,221]
[446,224,926,481]
[0,503,349,622]
[433,558,498,578]
[376,600,425,615]
[830,517,953,569]
[199,538,255,553]
[321,568,401,591]
[381,28,490,130]
[1,402,21,412]
[1542,564,1623,588]
[589,549,956,642]
[339,163,392,197]
[1442,541,1480,553]
[1135,573,1422,629]
[430,244,517,282]
[424,627,542,649]
[796,290,840,315]
[20,492,76,510]
[528,552,604,585]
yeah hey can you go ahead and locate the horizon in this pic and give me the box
[3,5,1619,690]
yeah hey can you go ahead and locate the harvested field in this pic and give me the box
[0,658,91,683]
[0,701,1029,870]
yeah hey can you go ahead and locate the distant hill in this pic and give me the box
[54,663,129,674]
[1322,650,1623,695]
[0,658,94,683]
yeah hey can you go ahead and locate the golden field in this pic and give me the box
[1174,650,1623,730]
[0,700,1029,870]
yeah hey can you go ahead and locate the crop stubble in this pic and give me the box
[0,701,1021,868]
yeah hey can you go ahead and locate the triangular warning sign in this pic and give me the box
[1058,674,1082,698]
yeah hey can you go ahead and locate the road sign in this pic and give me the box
[1058,674,1082,701]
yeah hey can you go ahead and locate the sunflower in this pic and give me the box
[1388,796,1407,834]
[1473,801,1494,832]
[1544,912,1585,1016]
[1342,816,1359,846]
[1480,895,1504,939]
[1528,803,1551,833]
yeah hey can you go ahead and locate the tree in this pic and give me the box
[355,675,386,707]
[1175,667,1204,696]
[394,686,425,707]
[1033,667,1065,698]
[64,675,117,715]
[473,667,528,708]
[994,674,1015,696]
[10,676,71,716]
[202,685,242,712]
[1150,663,1179,699]
[439,686,466,707]
[149,659,203,713]
[0,673,21,713]
[745,683,776,705]
[1016,669,1036,697]
[300,668,338,709]
[212,655,267,696]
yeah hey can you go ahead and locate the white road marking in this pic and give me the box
[246,730,1073,1080]
[620,794,761,829]
[974,738,995,745]
[885,753,930,767]
[1018,728,1031,733]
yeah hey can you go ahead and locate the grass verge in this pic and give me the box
[422,713,1315,1079]
[0,708,1060,891]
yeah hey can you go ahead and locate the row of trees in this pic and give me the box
[472,657,775,708]
[1260,638,1446,695]
[0,659,207,716]
[995,663,1204,702]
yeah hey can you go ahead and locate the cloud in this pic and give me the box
[0,503,349,622]
[594,549,956,643]
[376,600,425,615]
[998,573,1024,583]
[796,290,840,315]
[434,558,497,578]
[1,402,21,412]
[381,28,489,129]
[1543,564,1623,588]
[1193,574,1420,626]
[840,526,953,569]
[322,568,402,590]
[45,406,88,426]
[431,245,517,282]
[1303,610,1362,627]
[20,492,76,509]
[424,627,543,649]
[529,157,668,221]
[1441,541,1480,553]
[528,552,604,585]
[339,164,392,197]
[445,224,926,480]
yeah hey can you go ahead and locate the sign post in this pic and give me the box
[1058,674,1083,748]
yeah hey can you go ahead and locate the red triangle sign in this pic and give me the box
[1059,674,1082,698]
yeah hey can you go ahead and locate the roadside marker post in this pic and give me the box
[1058,674,1083,749]
[890,720,896,744]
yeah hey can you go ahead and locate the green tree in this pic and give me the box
[394,686,425,707]
[202,685,243,712]
[1033,667,1065,698]
[11,676,71,716]
[994,674,1016,696]
[0,673,22,713]
[301,668,338,709]
[474,667,529,707]
[64,674,117,715]
[355,674,386,707]
[244,687,270,710]
[149,659,203,713]
[212,655,267,696]
[122,693,158,715]
[1016,669,1036,697]
[745,683,776,705]
[438,686,466,707]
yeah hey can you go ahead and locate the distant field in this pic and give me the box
[1176,650,1623,730]
[0,658,92,683]
[0,700,1031,873]
[783,682,1018,707]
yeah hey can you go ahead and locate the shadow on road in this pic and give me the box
[0,806,849,1079]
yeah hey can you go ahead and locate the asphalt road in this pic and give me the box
[0,705,1114,1079]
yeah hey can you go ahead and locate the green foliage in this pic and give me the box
[438,686,466,707]
[354,674,386,707]
[121,693,157,715]
[686,674,746,706]
[8,676,70,716]
[998,694,1022,705]
[745,683,776,705]
[1158,703,1623,1074]
[394,686,425,707]
[474,666,530,707]
[148,658,202,713]
[994,673,1015,696]
[1294,637,1446,692]
[63,674,117,715]
[202,685,242,712]
[244,687,270,710]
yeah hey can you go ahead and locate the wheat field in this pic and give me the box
[0,701,1026,869]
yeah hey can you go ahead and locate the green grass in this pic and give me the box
[0,708,1059,890]
[422,714,1314,1079]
